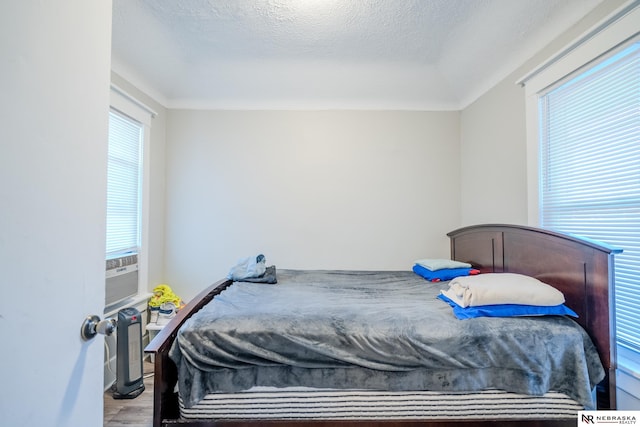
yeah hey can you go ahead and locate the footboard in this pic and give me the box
[144,278,233,427]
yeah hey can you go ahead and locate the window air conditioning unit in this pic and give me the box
[105,254,139,307]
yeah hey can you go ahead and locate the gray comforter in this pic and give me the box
[169,270,604,409]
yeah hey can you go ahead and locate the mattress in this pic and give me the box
[179,388,584,420]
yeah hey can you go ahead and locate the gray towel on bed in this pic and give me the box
[238,265,277,284]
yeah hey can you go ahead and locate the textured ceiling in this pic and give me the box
[111,0,603,110]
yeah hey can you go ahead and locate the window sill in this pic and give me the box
[618,346,640,378]
[616,345,640,406]
[104,292,152,317]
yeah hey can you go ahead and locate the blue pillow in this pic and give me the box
[413,264,474,282]
[437,293,578,320]
[414,258,472,270]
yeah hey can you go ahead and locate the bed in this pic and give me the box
[145,224,620,427]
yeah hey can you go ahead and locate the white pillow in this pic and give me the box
[414,258,472,271]
[440,273,565,308]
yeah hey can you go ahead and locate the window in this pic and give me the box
[105,84,155,306]
[106,109,142,258]
[538,42,640,356]
[520,5,640,404]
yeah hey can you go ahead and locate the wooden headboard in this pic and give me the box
[448,223,621,409]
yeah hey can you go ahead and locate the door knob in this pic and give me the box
[81,315,117,341]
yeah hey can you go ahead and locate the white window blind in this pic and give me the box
[106,109,143,258]
[539,41,640,354]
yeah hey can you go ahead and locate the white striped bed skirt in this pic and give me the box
[179,388,584,420]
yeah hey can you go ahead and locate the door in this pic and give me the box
[0,1,113,426]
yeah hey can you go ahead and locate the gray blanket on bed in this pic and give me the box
[169,270,604,409]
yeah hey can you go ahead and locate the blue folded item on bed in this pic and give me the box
[437,293,578,319]
[412,264,473,282]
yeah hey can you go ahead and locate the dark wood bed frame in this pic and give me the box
[145,224,621,427]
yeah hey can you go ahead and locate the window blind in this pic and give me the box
[106,109,142,258]
[539,41,640,354]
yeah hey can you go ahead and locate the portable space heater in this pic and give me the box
[113,307,145,399]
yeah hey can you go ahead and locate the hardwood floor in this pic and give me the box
[104,361,154,427]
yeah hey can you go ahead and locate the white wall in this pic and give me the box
[0,1,112,426]
[459,0,627,226]
[165,110,460,299]
[460,76,528,225]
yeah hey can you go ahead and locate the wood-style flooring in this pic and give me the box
[104,361,154,427]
